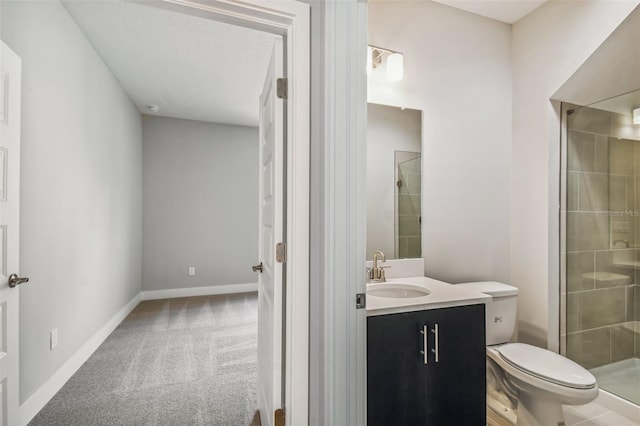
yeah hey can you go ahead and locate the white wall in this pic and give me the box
[142,116,258,291]
[1,0,143,403]
[366,103,421,259]
[511,0,639,347]
[368,1,512,283]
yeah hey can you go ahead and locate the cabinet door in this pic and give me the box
[368,304,486,426]
[426,304,486,425]
[368,311,431,425]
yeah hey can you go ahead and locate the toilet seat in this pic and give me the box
[497,343,596,389]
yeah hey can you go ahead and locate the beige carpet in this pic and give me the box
[30,293,259,426]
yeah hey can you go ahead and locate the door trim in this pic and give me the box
[307,1,368,425]
[0,39,22,426]
[152,1,310,424]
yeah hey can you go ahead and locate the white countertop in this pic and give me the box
[366,276,491,317]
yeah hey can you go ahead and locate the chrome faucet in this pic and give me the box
[368,251,389,283]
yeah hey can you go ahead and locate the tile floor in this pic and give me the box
[564,396,640,426]
[591,358,640,406]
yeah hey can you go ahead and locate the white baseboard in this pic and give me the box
[140,283,258,301]
[19,293,141,426]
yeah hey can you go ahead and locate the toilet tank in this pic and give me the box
[456,281,518,345]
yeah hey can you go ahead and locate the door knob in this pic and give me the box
[8,273,29,288]
[252,262,263,273]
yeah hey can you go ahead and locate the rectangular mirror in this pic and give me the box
[367,103,422,260]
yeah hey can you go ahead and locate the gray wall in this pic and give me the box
[142,116,258,291]
[1,0,143,403]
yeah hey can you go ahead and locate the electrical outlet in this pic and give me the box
[50,328,58,350]
[188,267,196,277]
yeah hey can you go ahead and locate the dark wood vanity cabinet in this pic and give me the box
[367,304,486,426]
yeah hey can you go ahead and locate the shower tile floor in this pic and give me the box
[565,406,639,426]
[564,390,640,426]
[591,358,640,406]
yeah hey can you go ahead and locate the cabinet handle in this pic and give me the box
[431,323,439,363]
[419,325,428,365]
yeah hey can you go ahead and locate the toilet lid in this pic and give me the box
[497,343,596,389]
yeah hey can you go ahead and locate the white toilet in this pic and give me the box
[457,281,598,426]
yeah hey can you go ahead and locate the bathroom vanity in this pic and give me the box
[366,276,490,426]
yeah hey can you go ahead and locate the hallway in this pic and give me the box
[30,293,259,425]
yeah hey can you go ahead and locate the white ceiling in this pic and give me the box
[62,1,277,127]
[432,0,549,24]
[62,0,550,128]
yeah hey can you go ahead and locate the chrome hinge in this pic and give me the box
[356,293,366,309]
[276,242,286,263]
[276,78,288,99]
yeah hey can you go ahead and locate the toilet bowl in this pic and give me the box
[488,343,598,425]
[457,282,598,426]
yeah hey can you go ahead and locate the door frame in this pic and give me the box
[153,0,309,424]
[0,39,23,426]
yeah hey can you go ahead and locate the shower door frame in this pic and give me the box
[549,102,640,418]
[558,101,570,358]
[393,150,422,259]
[558,100,640,417]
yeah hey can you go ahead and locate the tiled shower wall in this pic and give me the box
[563,105,640,368]
[396,154,422,259]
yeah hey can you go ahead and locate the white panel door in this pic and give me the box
[257,38,284,426]
[0,41,22,426]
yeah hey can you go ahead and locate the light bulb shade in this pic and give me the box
[367,47,373,75]
[633,107,640,125]
[386,52,403,82]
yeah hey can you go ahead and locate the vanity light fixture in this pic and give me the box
[633,107,640,125]
[386,52,403,82]
[368,45,404,82]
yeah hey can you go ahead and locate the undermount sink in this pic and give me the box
[367,283,431,298]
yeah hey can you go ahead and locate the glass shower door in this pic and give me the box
[561,90,640,405]
[395,151,421,259]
